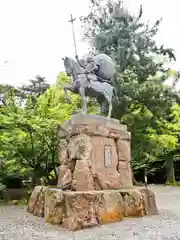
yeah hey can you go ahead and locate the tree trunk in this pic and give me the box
[131,170,139,186]
[31,174,36,189]
[130,161,141,186]
[31,171,41,188]
[165,157,175,183]
[132,175,139,186]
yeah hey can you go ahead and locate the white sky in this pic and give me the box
[0,0,179,86]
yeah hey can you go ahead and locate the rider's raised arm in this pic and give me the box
[75,55,85,68]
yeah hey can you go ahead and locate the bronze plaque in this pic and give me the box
[104,145,112,167]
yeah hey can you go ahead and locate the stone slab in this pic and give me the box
[59,113,130,139]
[27,186,158,231]
[57,135,133,190]
[57,113,132,191]
[33,186,47,217]
[27,186,43,213]
[70,113,121,126]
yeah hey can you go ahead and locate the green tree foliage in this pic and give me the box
[81,0,178,117]
[21,75,50,98]
[0,73,79,189]
[1,0,180,190]
[81,0,180,182]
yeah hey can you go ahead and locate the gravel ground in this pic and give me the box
[1,185,180,240]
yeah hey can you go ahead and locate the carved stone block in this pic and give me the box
[58,114,132,190]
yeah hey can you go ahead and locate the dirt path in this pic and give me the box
[0,185,180,240]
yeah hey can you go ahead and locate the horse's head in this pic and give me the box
[62,56,84,77]
[62,57,74,76]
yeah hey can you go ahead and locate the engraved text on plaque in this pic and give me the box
[104,145,112,167]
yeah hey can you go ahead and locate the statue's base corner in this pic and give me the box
[27,186,158,231]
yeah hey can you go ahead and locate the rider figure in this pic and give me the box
[75,53,115,85]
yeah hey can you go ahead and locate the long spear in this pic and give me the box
[68,14,78,57]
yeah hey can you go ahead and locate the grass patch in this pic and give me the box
[0,199,27,206]
[165,181,180,186]
[0,200,11,206]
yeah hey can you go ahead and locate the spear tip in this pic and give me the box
[68,13,76,23]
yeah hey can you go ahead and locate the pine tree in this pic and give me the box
[81,0,180,183]
[81,0,178,119]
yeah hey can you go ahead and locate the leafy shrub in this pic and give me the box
[0,183,6,199]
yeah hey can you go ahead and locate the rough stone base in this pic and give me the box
[27,186,158,231]
[58,114,133,191]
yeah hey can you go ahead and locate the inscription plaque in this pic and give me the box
[104,145,112,167]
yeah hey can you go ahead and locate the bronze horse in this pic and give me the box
[62,57,115,118]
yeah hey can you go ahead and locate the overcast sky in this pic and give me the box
[0,0,179,86]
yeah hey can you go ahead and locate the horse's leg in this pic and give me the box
[97,96,103,115]
[101,101,107,115]
[107,100,112,119]
[103,88,113,119]
[64,85,73,103]
[79,87,87,113]
[96,95,108,116]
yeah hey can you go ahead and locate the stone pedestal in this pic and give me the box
[27,114,158,231]
[28,186,158,231]
[58,113,132,190]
